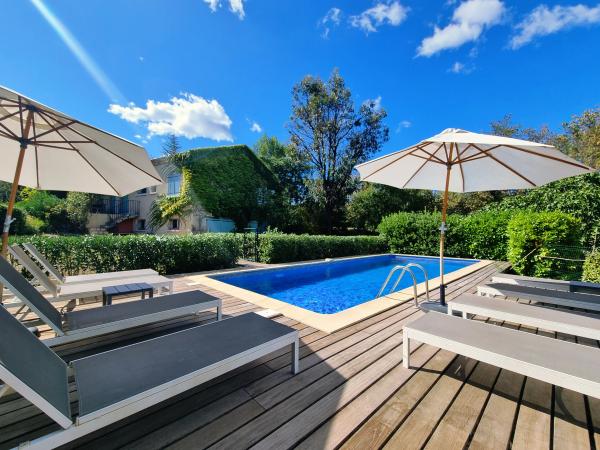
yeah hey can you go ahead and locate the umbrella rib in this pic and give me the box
[414,145,446,164]
[75,151,121,196]
[0,109,21,124]
[0,121,18,139]
[32,116,40,188]
[59,120,164,184]
[470,143,537,187]
[400,143,446,189]
[361,143,441,181]
[37,110,81,152]
[502,144,591,170]
[455,144,466,191]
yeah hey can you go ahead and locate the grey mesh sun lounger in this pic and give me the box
[448,293,600,341]
[9,245,172,300]
[491,272,600,295]
[0,307,299,449]
[403,312,600,398]
[21,242,158,285]
[0,256,221,346]
[478,282,600,312]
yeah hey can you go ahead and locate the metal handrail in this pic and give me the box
[377,265,419,307]
[395,263,430,301]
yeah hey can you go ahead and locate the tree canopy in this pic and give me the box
[288,69,389,232]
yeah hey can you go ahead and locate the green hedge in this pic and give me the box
[507,211,582,279]
[257,232,388,263]
[377,210,512,261]
[0,204,28,235]
[10,234,240,275]
[582,251,600,283]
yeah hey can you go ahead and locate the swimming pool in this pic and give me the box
[211,255,478,314]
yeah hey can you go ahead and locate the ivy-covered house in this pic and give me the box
[87,145,281,234]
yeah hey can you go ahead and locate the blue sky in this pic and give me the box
[1,0,600,158]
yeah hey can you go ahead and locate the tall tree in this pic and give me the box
[254,135,309,204]
[288,70,389,232]
[555,108,600,169]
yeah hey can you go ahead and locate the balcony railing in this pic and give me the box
[90,198,140,224]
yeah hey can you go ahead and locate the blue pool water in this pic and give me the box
[211,255,477,314]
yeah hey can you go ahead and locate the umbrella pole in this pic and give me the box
[439,144,454,307]
[1,109,33,303]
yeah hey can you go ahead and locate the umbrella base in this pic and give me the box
[418,301,449,314]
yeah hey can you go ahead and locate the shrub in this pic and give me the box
[507,211,582,279]
[0,204,28,235]
[583,251,600,283]
[257,231,388,263]
[10,234,241,275]
[456,210,512,261]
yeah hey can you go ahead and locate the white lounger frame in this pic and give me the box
[448,294,600,341]
[8,245,172,302]
[45,299,223,346]
[403,315,600,399]
[477,284,600,312]
[12,330,299,450]
[22,243,158,285]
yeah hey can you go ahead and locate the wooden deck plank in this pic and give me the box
[424,362,500,449]
[381,357,479,449]
[308,350,456,450]
[469,369,525,450]
[5,259,595,450]
[171,329,409,449]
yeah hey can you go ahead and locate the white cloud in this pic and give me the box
[448,61,473,73]
[417,0,505,57]
[203,0,245,19]
[250,121,262,133]
[321,7,342,38]
[134,134,143,140]
[108,93,233,141]
[363,96,383,111]
[138,56,144,62]
[396,120,412,132]
[510,3,600,49]
[204,0,219,12]
[350,1,409,33]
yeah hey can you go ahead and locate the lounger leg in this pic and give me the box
[403,330,411,369]
[462,311,468,319]
[447,304,453,316]
[217,304,222,321]
[291,339,299,374]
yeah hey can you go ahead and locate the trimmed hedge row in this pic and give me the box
[506,211,582,279]
[10,234,240,275]
[378,210,512,261]
[257,232,388,264]
[583,251,600,283]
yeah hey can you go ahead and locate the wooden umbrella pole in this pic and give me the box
[439,142,454,306]
[1,110,33,303]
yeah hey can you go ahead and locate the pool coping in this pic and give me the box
[189,254,493,334]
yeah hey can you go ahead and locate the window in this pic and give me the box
[167,173,181,196]
[170,218,180,230]
[137,188,148,195]
[137,219,146,231]
[149,185,157,194]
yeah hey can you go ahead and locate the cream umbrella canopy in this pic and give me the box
[355,128,594,306]
[0,85,163,257]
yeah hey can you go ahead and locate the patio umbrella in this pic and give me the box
[0,85,163,257]
[355,128,594,306]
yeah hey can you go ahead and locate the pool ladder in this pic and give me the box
[377,263,430,307]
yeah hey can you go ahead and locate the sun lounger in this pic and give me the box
[0,307,299,449]
[21,243,158,285]
[448,293,600,340]
[8,245,172,300]
[491,272,600,295]
[0,255,221,346]
[403,312,600,399]
[478,282,600,312]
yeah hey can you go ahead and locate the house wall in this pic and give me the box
[132,160,213,234]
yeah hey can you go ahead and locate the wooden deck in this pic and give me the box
[2,260,600,449]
